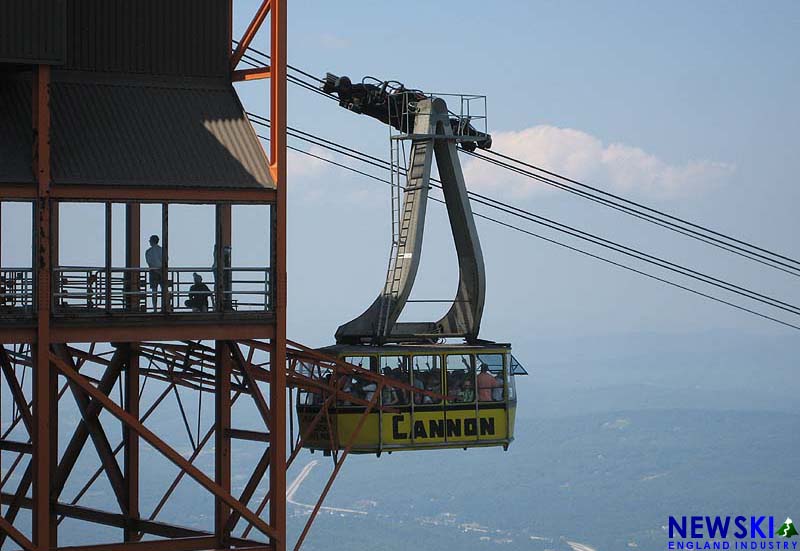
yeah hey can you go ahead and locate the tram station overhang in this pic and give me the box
[0,0,275,201]
[0,72,274,195]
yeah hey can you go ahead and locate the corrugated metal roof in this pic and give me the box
[0,0,66,65]
[64,0,229,78]
[1,0,228,76]
[0,2,272,191]
[0,76,34,183]
[49,73,273,189]
[0,72,273,189]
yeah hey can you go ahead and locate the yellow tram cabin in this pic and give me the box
[296,343,527,454]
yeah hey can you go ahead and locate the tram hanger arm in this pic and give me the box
[330,95,487,345]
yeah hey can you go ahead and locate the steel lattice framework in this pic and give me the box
[0,8,424,550]
[0,337,416,551]
[0,1,307,550]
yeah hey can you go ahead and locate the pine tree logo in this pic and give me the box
[778,518,798,538]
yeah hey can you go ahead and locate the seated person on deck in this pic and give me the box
[185,272,213,312]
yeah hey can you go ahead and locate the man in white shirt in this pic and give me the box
[145,235,163,311]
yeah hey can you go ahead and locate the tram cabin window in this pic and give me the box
[508,356,521,401]
[446,354,476,403]
[343,356,376,402]
[476,353,505,402]
[302,380,326,406]
[297,361,325,405]
[315,373,332,405]
[411,355,441,404]
[344,356,372,371]
[338,376,359,406]
[380,355,410,405]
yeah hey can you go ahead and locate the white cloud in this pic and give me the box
[287,146,329,179]
[462,125,734,200]
[286,145,384,205]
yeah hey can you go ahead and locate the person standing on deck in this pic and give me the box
[145,235,163,311]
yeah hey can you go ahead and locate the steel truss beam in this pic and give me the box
[54,346,127,513]
[0,337,436,550]
[233,67,272,82]
[230,342,271,427]
[4,322,277,345]
[1,2,289,549]
[231,0,272,71]
[0,515,34,551]
[50,351,279,541]
[0,184,277,203]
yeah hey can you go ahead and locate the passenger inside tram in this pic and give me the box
[426,370,442,403]
[311,373,332,405]
[459,378,475,402]
[477,362,502,401]
[445,354,476,403]
[381,367,400,405]
[340,377,355,406]
[493,372,504,401]
[379,357,410,405]
[412,368,425,402]
[362,380,377,402]
[302,351,509,409]
[412,356,441,404]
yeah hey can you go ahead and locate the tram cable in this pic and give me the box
[238,50,800,330]
[478,148,800,271]
[248,113,800,318]
[462,149,800,278]
[238,45,800,278]
[249,119,800,332]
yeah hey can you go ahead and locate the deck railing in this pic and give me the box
[0,269,34,316]
[52,266,271,315]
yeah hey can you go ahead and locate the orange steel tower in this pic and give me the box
[0,1,298,549]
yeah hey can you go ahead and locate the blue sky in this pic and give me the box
[2,1,798,346]
[229,0,800,345]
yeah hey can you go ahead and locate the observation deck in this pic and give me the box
[0,204,276,344]
[0,0,278,345]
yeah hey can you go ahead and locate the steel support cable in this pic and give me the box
[235,40,326,84]
[254,131,800,332]
[252,127,800,326]
[471,211,800,332]
[463,149,800,277]
[462,193,800,317]
[263,113,800,301]
[240,58,800,324]
[253,100,800,278]
[256,110,787,286]
[479,147,800,269]
[462,151,800,277]
[239,55,320,93]
[246,47,800,275]
[238,51,338,104]
[249,113,397,173]
[248,115,800,317]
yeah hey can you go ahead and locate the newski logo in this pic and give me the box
[670,516,775,539]
[668,516,799,550]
